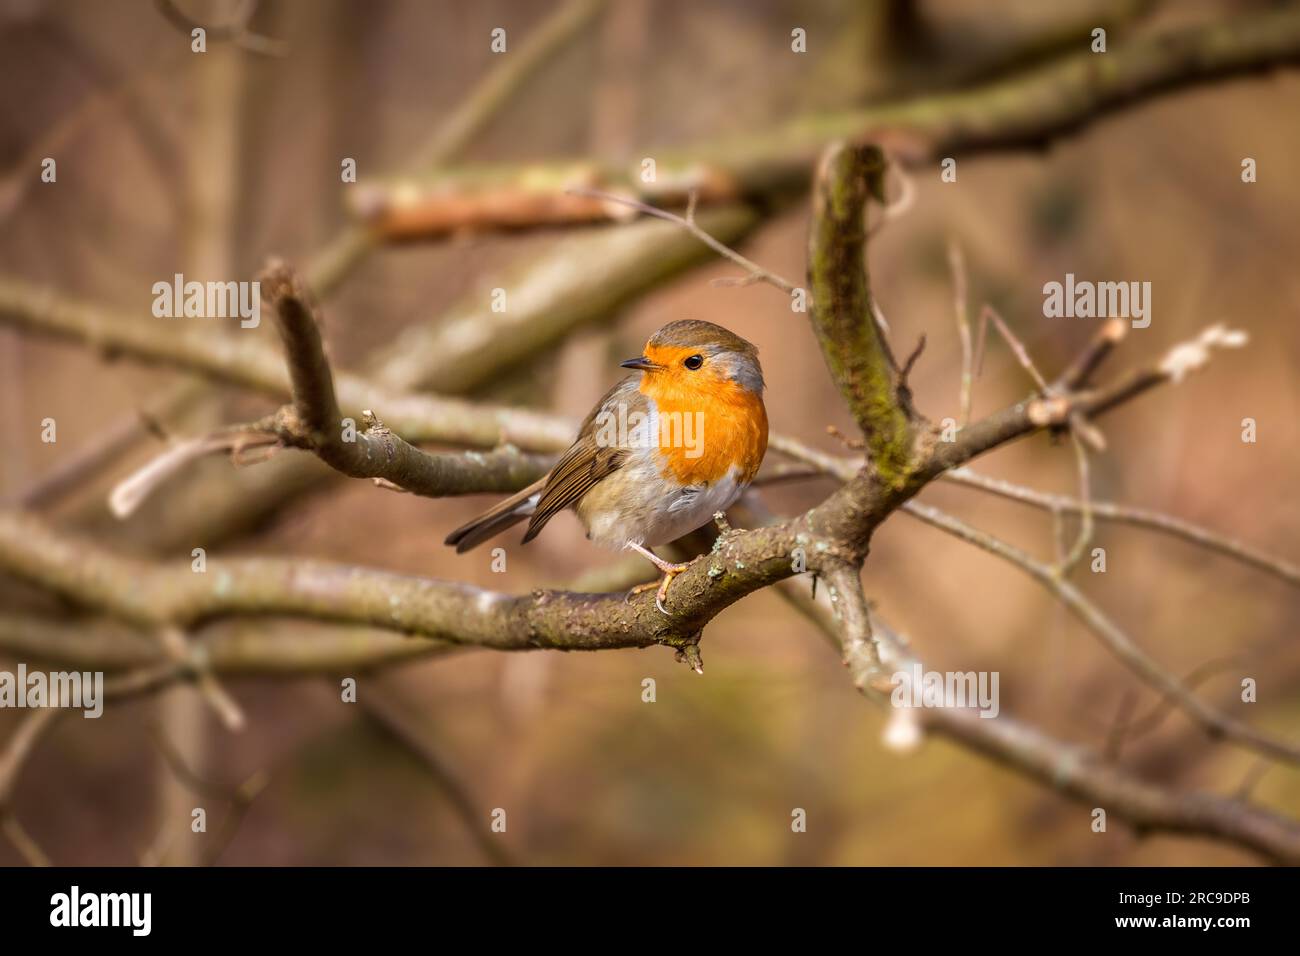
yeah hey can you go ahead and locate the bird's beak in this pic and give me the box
[620,356,662,372]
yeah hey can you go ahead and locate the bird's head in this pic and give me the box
[620,320,764,400]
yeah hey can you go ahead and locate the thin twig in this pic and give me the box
[156,626,245,732]
[976,303,1049,392]
[11,381,202,509]
[1055,318,1128,391]
[360,687,515,866]
[942,468,1300,588]
[946,241,974,425]
[1055,426,1094,573]
[565,186,798,294]
[900,500,1300,767]
[0,707,61,867]
[154,0,287,57]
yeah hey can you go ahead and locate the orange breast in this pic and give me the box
[640,375,768,486]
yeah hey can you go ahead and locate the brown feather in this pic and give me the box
[443,476,546,553]
[521,379,637,542]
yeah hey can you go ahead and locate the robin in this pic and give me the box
[445,319,768,614]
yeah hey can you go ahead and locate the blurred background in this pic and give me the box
[0,0,1297,865]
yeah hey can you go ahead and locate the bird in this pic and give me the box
[445,319,768,614]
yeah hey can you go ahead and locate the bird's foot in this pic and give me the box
[623,545,697,615]
[625,562,691,614]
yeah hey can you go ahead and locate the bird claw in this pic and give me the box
[625,579,658,604]
[653,562,692,615]
[626,562,690,615]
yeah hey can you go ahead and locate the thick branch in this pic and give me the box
[808,142,916,488]
[0,505,845,658]
[255,261,554,497]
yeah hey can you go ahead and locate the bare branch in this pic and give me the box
[305,0,609,294]
[808,142,918,487]
[9,382,202,510]
[0,707,60,867]
[785,574,1300,864]
[248,261,557,499]
[564,186,796,294]
[108,432,278,519]
[154,0,287,57]
[942,468,1300,589]
[0,274,575,453]
[356,8,1300,244]
[1056,318,1128,391]
[410,0,610,170]
[946,241,974,425]
[900,500,1300,767]
[361,686,514,866]
[0,505,837,660]
[920,323,1248,483]
[0,613,457,680]
[924,704,1300,865]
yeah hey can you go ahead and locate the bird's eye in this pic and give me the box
[684,354,704,370]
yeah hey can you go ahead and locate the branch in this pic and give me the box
[900,500,1300,767]
[564,187,796,294]
[0,274,574,453]
[808,142,918,488]
[0,707,59,867]
[247,261,555,498]
[810,572,1300,865]
[919,324,1248,483]
[943,467,1300,589]
[372,204,764,395]
[305,0,610,295]
[0,613,454,675]
[7,381,200,509]
[408,0,609,171]
[360,686,514,866]
[154,0,286,57]
[0,505,841,661]
[354,7,1300,241]
[924,704,1300,865]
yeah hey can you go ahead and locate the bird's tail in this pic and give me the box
[443,478,546,553]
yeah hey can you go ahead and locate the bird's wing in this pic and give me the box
[521,378,639,542]
[442,475,546,553]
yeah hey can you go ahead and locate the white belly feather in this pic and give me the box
[577,455,747,550]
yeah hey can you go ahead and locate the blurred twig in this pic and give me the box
[154,0,287,57]
[0,707,60,866]
[360,686,515,867]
